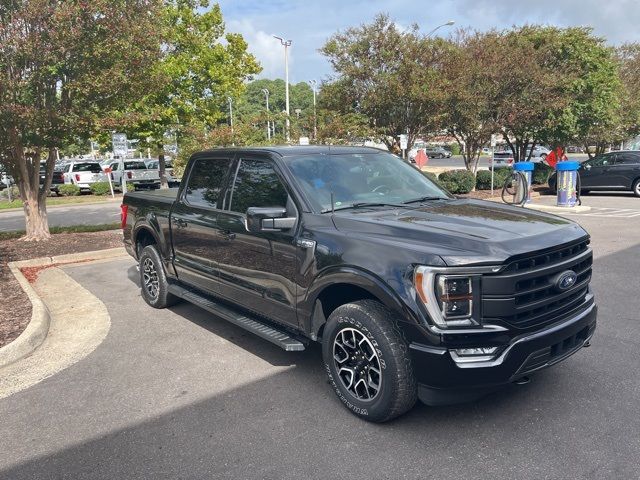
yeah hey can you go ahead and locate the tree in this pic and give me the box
[0,0,163,240]
[131,0,260,188]
[320,14,446,151]
[441,31,499,176]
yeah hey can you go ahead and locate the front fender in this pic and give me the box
[301,265,423,335]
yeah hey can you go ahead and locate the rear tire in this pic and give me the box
[322,300,417,422]
[633,179,640,198]
[139,245,179,309]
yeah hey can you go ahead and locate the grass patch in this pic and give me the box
[0,194,120,210]
[0,223,121,241]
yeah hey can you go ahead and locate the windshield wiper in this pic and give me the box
[321,202,408,213]
[402,196,447,204]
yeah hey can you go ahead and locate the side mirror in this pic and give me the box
[246,207,296,233]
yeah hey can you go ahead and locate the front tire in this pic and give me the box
[139,245,178,309]
[322,300,417,422]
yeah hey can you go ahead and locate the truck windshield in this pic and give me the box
[284,152,450,212]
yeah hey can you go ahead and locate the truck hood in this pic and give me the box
[331,198,588,266]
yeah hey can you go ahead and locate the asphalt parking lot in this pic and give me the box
[0,195,639,479]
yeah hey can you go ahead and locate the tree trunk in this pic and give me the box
[22,188,51,241]
[158,150,168,189]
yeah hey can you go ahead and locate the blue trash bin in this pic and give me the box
[556,161,580,207]
[513,162,534,203]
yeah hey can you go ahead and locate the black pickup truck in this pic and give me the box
[122,146,597,422]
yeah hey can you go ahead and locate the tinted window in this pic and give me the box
[589,155,613,167]
[615,153,640,165]
[73,163,102,173]
[229,159,288,213]
[124,161,147,170]
[184,158,231,208]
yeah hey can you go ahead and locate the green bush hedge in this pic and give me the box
[58,184,81,196]
[437,169,475,194]
[421,171,439,183]
[450,143,461,155]
[89,182,112,196]
[532,162,553,185]
[475,168,513,190]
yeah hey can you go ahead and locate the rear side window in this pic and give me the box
[229,159,288,214]
[184,158,232,209]
[615,153,640,165]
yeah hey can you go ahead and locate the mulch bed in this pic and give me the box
[0,230,123,348]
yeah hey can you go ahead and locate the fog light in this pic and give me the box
[454,347,498,356]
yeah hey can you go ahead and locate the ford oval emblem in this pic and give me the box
[554,270,578,292]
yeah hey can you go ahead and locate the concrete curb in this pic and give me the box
[0,264,51,369]
[0,247,127,369]
[524,203,592,214]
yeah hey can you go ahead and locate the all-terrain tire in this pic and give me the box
[139,245,179,309]
[322,300,417,422]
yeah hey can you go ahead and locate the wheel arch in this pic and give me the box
[304,267,416,340]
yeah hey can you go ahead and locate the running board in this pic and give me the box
[168,284,306,351]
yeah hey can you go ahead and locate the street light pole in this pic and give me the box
[227,96,234,145]
[274,35,292,142]
[426,20,455,38]
[309,79,317,141]
[261,88,271,141]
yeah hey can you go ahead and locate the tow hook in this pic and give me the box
[514,376,530,385]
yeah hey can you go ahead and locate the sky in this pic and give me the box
[217,0,640,84]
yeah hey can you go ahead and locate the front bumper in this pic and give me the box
[410,302,597,405]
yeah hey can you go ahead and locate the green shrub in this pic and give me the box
[421,170,439,183]
[58,184,81,196]
[476,168,513,190]
[450,143,461,155]
[89,182,112,196]
[437,169,475,194]
[532,162,553,185]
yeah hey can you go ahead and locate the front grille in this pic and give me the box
[482,240,592,330]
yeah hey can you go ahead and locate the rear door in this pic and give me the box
[612,153,640,188]
[213,156,299,327]
[171,155,234,294]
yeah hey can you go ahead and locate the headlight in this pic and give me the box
[414,266,480,328]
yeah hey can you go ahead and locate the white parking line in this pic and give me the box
[564,207,640,218]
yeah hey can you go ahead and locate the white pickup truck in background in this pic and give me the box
[106,160,160,190]
[61,161,108,190]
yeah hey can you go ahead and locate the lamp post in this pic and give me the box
[261,88,271,141]
[308,79,317,140]
[426,20,455,38]
[274,35,292,142]
[227,96,234,145]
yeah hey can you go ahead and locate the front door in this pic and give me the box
[580,154,615,189]
[171,156,234,294]
[214,156,299,327]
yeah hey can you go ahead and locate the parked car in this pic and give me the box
[39,164,65,194]
[491,151,515,168]
[424,146,451,159]
[61,161,108,191]
[548,151,640,197]
[122,146,597,422]
[145,159,181,187]
[529,145,550,159]
[107,159,160,190]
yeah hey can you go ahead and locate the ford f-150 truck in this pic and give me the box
[122,146,597,422]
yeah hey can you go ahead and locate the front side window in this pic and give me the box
[229,159,288,213]
[589,155,613,167]
[283,152,450,212]
[184,158,232,209]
